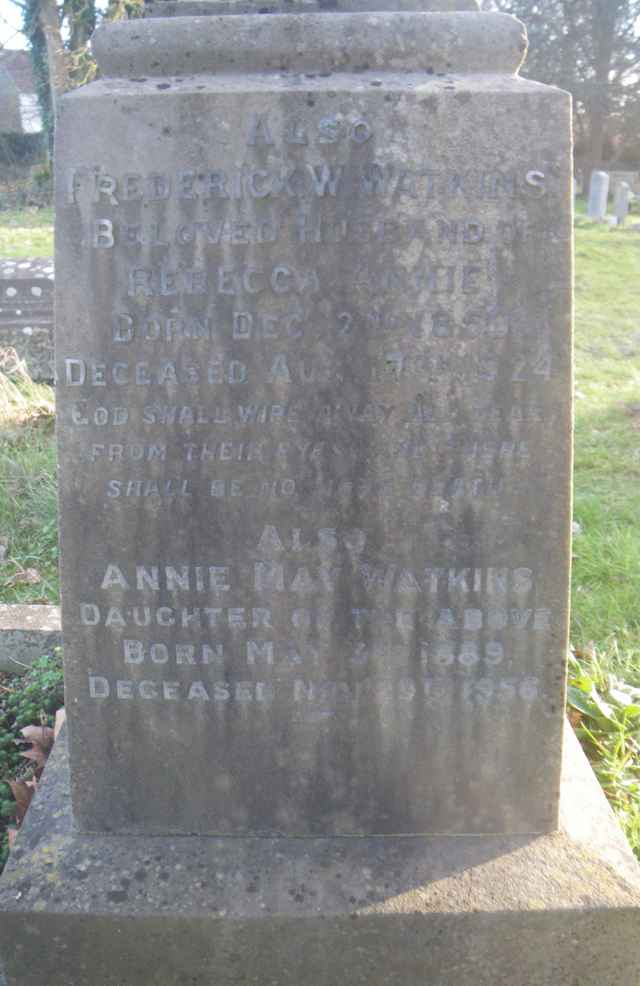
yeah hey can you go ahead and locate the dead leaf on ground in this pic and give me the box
[568,708,582,729]
[15,568,41,585]
[4,714,63,849]
[54,708,66,740]
[6,567,42,587]
[20,724,55,776]
[574,641,597,662]
[20,724,54,750]
[8,779,37,824]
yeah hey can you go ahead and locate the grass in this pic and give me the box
[0,353,58,604]
[0,202,639,852]
[567,204,640,851]
[0,208,54,259]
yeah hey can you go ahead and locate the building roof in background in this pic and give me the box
[0,49,36,95]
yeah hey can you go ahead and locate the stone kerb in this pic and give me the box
[0,604,62,673]
[0,259,55,383]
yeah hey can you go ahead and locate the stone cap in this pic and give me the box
[92,11,527,78]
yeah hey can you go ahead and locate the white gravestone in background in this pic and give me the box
[587,170,610,220]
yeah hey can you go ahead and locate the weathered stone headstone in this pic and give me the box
[55,0,571,839]
[614,181,631,226]
[587,169,610,220]
[0,259,55,382]
[2,4,640,985]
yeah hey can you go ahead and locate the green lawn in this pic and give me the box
[572,226,640,650]
[0,203,639,850]
[0,361,57,604]
[0,209,54,258]
[567,211,640,850]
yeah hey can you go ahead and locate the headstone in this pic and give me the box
[614,181,631,226]
[0,259,55,382]
[608,169,639,195]
[587,169,610,220]
[56,0,570,839]
[2,4,640,985]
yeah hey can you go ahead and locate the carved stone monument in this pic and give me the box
[1,3,640,984]
[46,0,573,839]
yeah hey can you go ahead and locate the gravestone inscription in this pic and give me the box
[55,3,572,837]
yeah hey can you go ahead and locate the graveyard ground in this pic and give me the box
[0,204,639,856]
[0,209,55,260]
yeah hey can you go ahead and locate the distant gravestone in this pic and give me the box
[0,259,54,382]
[2,4,640,986]
[587,169,610,220]
[614,181,631,226]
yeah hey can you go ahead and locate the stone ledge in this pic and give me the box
[92,11,526,78]
[0,724,639,985]
[145,0,480,16]
[0,605,61,673]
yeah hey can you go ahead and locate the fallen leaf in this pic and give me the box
[8,779,36,824]
[20,724,54,752]
[54,708,66,740]
[568,708,582,729]
[15,568,41,585]
[20,747,47,769]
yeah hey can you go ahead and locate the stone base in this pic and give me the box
[1,725,639,986]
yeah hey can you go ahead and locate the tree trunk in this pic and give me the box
[37,0,68,121]
[584,107,607,191]
[66,0,96,52]
[583,0,621,191]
